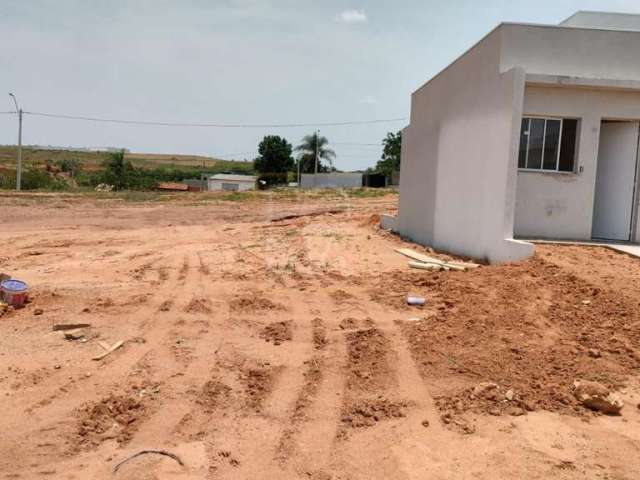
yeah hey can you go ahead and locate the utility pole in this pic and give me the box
[9,93,22,191]
[314,129,320,175]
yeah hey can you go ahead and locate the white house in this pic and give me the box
[207,174,256,192]
[393,11,640,263]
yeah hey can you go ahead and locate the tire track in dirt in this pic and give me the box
[4,250,190,474]
[117,250,225,447]
[206,304,314,479]
[275,317,349,478]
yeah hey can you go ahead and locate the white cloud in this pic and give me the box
[337,9,367,24]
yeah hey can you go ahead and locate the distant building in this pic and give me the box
[207,174,256,192]
[300,173,363,189]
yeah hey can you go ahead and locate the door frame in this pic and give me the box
[592,119,640,242]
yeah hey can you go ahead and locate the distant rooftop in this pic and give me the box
[560,11,640,31]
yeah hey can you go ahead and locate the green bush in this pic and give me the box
[0,168,69,191]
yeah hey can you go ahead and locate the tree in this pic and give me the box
[102,149,133,190]
[295,132,336,174]
[254,135,294,186]
[374,130,402,176]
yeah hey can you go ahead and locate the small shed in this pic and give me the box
[207,174,256,192]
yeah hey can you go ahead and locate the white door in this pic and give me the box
[592,121,639,241]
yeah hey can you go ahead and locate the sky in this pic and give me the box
[2,0,640,170]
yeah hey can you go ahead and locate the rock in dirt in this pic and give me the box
[505,406,525,417]
[573,380,624,415]
[472,382,499,398]
[588,348,602,359]
[34,308,43,316]
[505,389,515,401]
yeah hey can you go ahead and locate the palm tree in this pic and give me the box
[295,132,336,174]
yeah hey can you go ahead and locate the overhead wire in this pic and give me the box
[23,111,407,129]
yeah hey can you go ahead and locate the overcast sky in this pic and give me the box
[2,0,640,170]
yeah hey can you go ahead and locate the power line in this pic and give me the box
[333,142,382,146]
[23,111,407,129]
[0,111,16,114]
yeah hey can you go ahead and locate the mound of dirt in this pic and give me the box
[330,289,354,304]
[396,255,640,417]
[197,380,233,413]
[75,395,146,449]
[345,328,392,392]
[230,293,285,312]
[260,321,293,345]
[341,398,407,429]
[240,367,276,412]
[312,318,327,350]
[184,297,211,314]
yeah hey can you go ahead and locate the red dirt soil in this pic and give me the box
[1,191,640,479]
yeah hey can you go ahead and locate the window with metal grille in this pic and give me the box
[518,117,578,172]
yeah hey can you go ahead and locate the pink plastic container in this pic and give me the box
[1,279,29,308]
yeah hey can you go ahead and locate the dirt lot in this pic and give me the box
[1,190,640,479]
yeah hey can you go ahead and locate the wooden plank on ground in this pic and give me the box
[52,323,91,331]
[395,248,446,265]
[408,261,446,271]
[92,340,124,361]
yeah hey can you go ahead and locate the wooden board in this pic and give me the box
[395,248,446,265]
[92,340,124,361]
[396,248,480,270]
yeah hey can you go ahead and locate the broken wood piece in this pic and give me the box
[92,340,123,361]
[447,261,480,269]
[113,449,184,473]
[52,323,91,331]
[63,329,85,340]
[97,341,111,351]
[397,248,480,270]
[408,261,446,271]
[395,248,447,265]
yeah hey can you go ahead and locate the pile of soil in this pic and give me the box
[260,321,293,345]
[184,297,211,314]
[196,380,233,413]
[75,395,146,449]
[341,398,407,429]
[345,328,392,392]
[330,289,354,304]
[339,317,374,331]
[230,293,285,312]
[392,255,640,416]
[240,366,275,413]
[312,318,327,350]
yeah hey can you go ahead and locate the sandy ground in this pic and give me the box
[1,191,640,480]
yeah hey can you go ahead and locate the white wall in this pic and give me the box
[208,179,254,191]
[500,24,640,81]
[515,85,640,240]
[397,28,533,263]
[300,173,362,189]
[561,11,640,31]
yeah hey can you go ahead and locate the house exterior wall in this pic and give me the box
[561,11,640,31]
[396,28,533,263]
[300,173,363,189]
[207,179,255,191]
[515,85,640,240]
[500,23,640,81]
